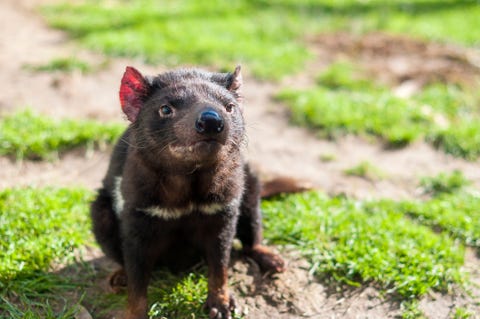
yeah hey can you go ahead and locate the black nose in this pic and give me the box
[195,108,224,135]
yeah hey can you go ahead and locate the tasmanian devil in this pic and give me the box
[90,65,285,319]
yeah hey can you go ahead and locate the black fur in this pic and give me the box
[91,66,284,319]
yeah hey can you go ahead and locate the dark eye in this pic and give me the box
[159,105,173,116]
[226,103,235,113]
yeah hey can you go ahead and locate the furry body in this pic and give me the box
[90,66,284,319]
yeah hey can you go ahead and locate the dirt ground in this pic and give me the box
[1,0,480,318]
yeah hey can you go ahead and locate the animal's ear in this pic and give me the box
[227,65,242,94]
[119,66,150,122]
[209,65,243,101]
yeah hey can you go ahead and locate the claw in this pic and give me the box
[108,268,127,293]
[209,307,219,319]
[249,245,286,273]
[205,293,235,319]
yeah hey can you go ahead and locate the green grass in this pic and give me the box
[401,300,426,319]
[262,172,480,300]
[319,153,336,162]
[0,109,124,160]
[453,307,474,319]
[263,192,465,298]
[2,183,478,317]
[0,187,215,319]
[24,57,92,73]
[419,170,471,196]
[0,187,93,318]
[99,270,212,319]
[41,1,311,79]
[344,160,386,181]
[41,0,480,79]
[278,61,480,158]
[147,272,209,319]
[398,194,480,250]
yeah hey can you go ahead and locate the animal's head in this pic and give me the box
[119,66,245,170]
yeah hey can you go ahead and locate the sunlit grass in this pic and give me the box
[263,192,465,298]
[0,187,92,318]
[41,0,480,79]
[344,160,386,181]
[2,178,479,317]
[0,109,124,160]
[278,61,480,158]
[24,57,92,73]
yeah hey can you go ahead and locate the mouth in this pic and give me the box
[169,139,223,161]
[187,139,222,151]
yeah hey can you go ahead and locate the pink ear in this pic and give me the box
[119,66,149,122]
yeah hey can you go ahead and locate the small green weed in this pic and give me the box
[24,57,91,73]
[400,300,426,319]
[0,109,124,160]
[148,272,209,319]
[344,161,386,181]
[319,153,336,162]
[419,170,470,196]
[428,120,480,160]
[317,61,378,91]
[453,307,474,319]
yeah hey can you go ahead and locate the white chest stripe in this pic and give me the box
[111,175,239,219]
[113,176,125,217]
[141,201,236,220]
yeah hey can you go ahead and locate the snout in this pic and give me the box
[195,107,224,135]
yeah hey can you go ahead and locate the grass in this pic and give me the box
[0,109,124,160]
[419,170,471,196]
[0,187,214,319]
[263,171,480,300]
[0,186,231,319]
[278,61,480,159]
[0,187,92,318]
[24,57,92,73]
[344,160,386,181]
[319,153,336,162]
[100,270,212,319]
[453,307,474,319]
[41,0,480,79]
[262,192,465,298]
[398,193,480,250]
[147,272,209,319]
[2,177,479,317]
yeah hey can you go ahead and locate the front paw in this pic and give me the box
[205,292,236,319]
[249,244,286,273]
[108,268,128,293]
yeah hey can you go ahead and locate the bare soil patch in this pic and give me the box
[1,1,480,318]
[312,32,480,94]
